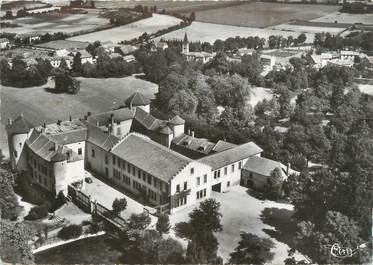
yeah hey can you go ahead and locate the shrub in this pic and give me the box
[112,197,127,215]
[24,201,51,220]
[49,191,66,212]
[58,224,82,240]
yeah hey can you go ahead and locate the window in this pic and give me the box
[112,156,116,165]
[78,148,82,155]
[153,178,158,188]
[117,127,121,136]
[38,175,41,183]
[138,169,141,178]
[184,181,187,190]
[105,156,108,164]
[196,188,207,200]
[249,172,253,178]
[123,161,126,170]
[149,189,157,201]
[143,172,146,182]
[239,161,242,169]
[44,178,47,186]
[123,174,131,185]
[14,150,17,158]
[224,167,227,175]
[147,175,152,185]
[190,168,194,174]
[214,170,221,179]
[227,181,230,187]
[91,149,95,157]
[132,166,135,176]
[204,174,207,183]
[118,159,121,168]
[127,164,131,173]
[105,167,108,177]
[231,164,235,173]
[197,177,200,186]
[176,184,180,192]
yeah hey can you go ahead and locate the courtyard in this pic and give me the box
[170,185,306,264]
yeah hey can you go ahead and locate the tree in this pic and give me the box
[0,220,35,264]
[189,11,196,21]
[25,201,50,220]
[297,33,307,44]
[156,214,170,235]
[0,168,19,220]
[112,198,127,216]
[4,10,13,19]
[58,224,83,240]
[128,212,151,230]
[54,68,80,94]
[72,52,82,75]
[169,89,198,117]
[229,232,274,264]
[263,167,283,200]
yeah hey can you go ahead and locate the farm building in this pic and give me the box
[7,92,292,213]
[0,38,10,50]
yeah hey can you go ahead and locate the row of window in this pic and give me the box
[214,161,243,179]
[176,181,188,193]
[196,174,208,186]
[30,157,52,179]
[175,196,187,207]
[196,188,207,200]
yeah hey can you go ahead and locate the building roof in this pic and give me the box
[133,107,169,132]
[48,128,87,145]
[6,115,33,135]
[242,156,287,179]
[198,142,263,170]
[183,32,188,44]
[88,108,135,127]
[212,140,237,153]
[158,125,173,135]
[26,130,82,162]
[125,92,151,107]
[168,115,185,125]
[118,45,137,55]
[83,121,120,151]
[111,133,192,182]
[172,133,215,155]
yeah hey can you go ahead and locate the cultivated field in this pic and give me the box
[156,21,315,44]
[0,76,158,157]
[188,2,341,28]
[0,13,109,35]
[312,12,373,25]
[68,14,181,43]
[269,23,346,35]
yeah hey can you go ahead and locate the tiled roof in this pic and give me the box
[88,108,135,127]
[83,121,120,151]
[212,140,237,153]
[134,107,161,130]
[168,115,185,125]
[243,156,287,179]
[125,92,151,107]
[48,129,87,145]
[199,142,263,170]
[172,133,215,155]
[6,115,33,135]
[111,133,192,182]
[158,125,173,135]
[26,130,82,162]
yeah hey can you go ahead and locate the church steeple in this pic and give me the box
[182,32,189,54]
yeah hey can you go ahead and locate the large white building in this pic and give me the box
[7,92,294,213]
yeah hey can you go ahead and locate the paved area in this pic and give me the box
[83,171,157,226]
[170,185,305,264]
[54,203,91,225]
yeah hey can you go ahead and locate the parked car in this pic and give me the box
[85,177,92,184]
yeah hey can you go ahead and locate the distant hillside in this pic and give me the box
[0,0,46,10]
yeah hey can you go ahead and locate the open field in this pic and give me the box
[188,2,340,28]
[269,23,346,36]
[312,12,373,25]
[0,13,110,35]
[156,21,315,44]
[170,186,305,263]
[68,14,181,43]
[0,76,158,157]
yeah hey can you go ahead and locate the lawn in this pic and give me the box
[156,21,315,44]
[0,13,109,35]
[68,14,182,43]
[0,76,158,157]
[169,185,306,264]
[189,2,340,28]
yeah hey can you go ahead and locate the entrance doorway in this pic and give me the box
[212,183,221,192]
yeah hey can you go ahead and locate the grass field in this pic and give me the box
[156,21,315,44]
[188,2,340,28]
[269,23,346,35]
[312,12,373,25]
[68,14,181,43]
[0,13,109,35]
[0,76,158,157]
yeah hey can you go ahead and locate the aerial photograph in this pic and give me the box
[0,0,372,264]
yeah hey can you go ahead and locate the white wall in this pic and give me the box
[65,141,85,159]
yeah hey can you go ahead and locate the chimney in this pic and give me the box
[69,115,72,122]
[110,113,114,125]
[7,118,12,125]
[191,131,194,138]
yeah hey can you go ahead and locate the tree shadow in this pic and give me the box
[260,207,298,251]
[44,87,65,94]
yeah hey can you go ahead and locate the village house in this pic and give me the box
[7,92,295,213]
[0,38,10,50]
[15,31,46,44]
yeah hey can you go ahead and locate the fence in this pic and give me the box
[68,185,91,213]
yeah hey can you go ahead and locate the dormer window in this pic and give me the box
[191,168,194,174]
